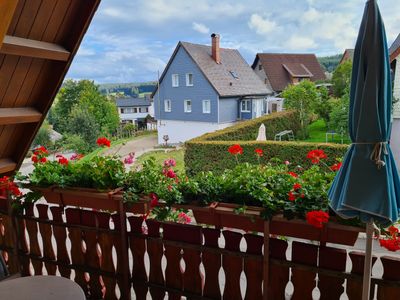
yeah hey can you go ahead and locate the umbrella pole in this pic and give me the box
[362,220,374,300]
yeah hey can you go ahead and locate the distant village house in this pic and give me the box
[115,96,155,129]
[251,53,326,113]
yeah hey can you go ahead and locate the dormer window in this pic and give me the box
[186,73,193,86]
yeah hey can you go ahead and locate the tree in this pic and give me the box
[282,80,320,138]
[78,85,120,135]
[32,121,52,148]
[313,86,334,126]
[332,60,352,98]
[329,89,350,136]
[50,79,120,136]
[68,106,100,150]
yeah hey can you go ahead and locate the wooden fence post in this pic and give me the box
[263,221,270,300]
[118,199,131,300]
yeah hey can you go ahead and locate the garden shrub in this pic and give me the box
[201,110,301,141]
[185,110,348,175]
[185,140,348,176]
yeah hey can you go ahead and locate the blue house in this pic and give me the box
[152,34,272,144]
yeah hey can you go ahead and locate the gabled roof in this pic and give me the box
[339,49,354,64]
[390,33,400,63]
[153,42,271,98]
[0,0,100,176]
[116,97,151,107]
[252,53,326,92]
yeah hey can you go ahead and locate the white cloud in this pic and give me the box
[77,47,96,57]
[248,14,278,35]
[303,8,321,23]
[67,0,400,83]
[192,22,210,34]
[286,36,317,50]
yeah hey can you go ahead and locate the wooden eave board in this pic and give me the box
[0,0,101,176]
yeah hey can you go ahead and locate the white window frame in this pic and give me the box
[202,100,211,114]
[172,74,179,87]
[184,99,192,113]
[186,73,193,86]
[241,100,251,113]
[164,99,172,112]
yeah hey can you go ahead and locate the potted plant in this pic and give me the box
[122,145,361,245]
[19,138,150,213]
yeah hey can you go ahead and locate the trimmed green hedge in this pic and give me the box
[185,140,349,176]
[185,110,349,175]
[201,110,301,141]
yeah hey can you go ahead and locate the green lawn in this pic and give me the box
[137,149,185,173]
[304,120,350,144]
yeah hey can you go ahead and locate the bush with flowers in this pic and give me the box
[120,144,339,226]
[19,137,125,191]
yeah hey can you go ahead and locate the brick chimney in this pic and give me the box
[211,33,221,64]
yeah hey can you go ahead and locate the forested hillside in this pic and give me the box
[318,54,342,73]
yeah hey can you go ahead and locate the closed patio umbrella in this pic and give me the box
[328,0,400,299]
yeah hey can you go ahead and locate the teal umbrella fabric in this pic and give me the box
[329,0,400,226]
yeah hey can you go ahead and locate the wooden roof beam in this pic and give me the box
[0,2,18,47]
[0,107,42,125]
[0,158,17,174]
[0,35,70,61]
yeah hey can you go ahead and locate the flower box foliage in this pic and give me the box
[8,137,395,250]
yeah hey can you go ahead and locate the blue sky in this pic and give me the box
[66,0,400,83]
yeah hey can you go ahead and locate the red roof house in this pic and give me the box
[251,53,326,93]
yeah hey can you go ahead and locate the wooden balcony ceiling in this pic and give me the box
[0,0,100,176]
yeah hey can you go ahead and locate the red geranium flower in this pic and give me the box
[58,156,68,166]
[31,155,39,163]
[288,172,298,178]
[40,157,47,163]
[228,144,243,155]
[149,193,159,208]
[96,137,111,147]
[293,183,302,190]
[254,148,263,157]
[306,210,329,228]
[288,191,296,201]
[0,176,21,197]
[178,212,191,224]
[330,162,342,171]
[389,226,399,238]
[34,146,48,155]
[165,169,176,179]
[307,149,327,164]
[379,238,400,252]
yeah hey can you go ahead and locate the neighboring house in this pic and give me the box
[251,53,325,114]
[339,49,354,65]
[389,33,400,168]
[252,53,326,94]
[152,34,272,144]
[116,96,154,128]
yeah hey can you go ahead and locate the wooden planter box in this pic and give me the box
[29,186,150,214]
[177,202,362,246]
